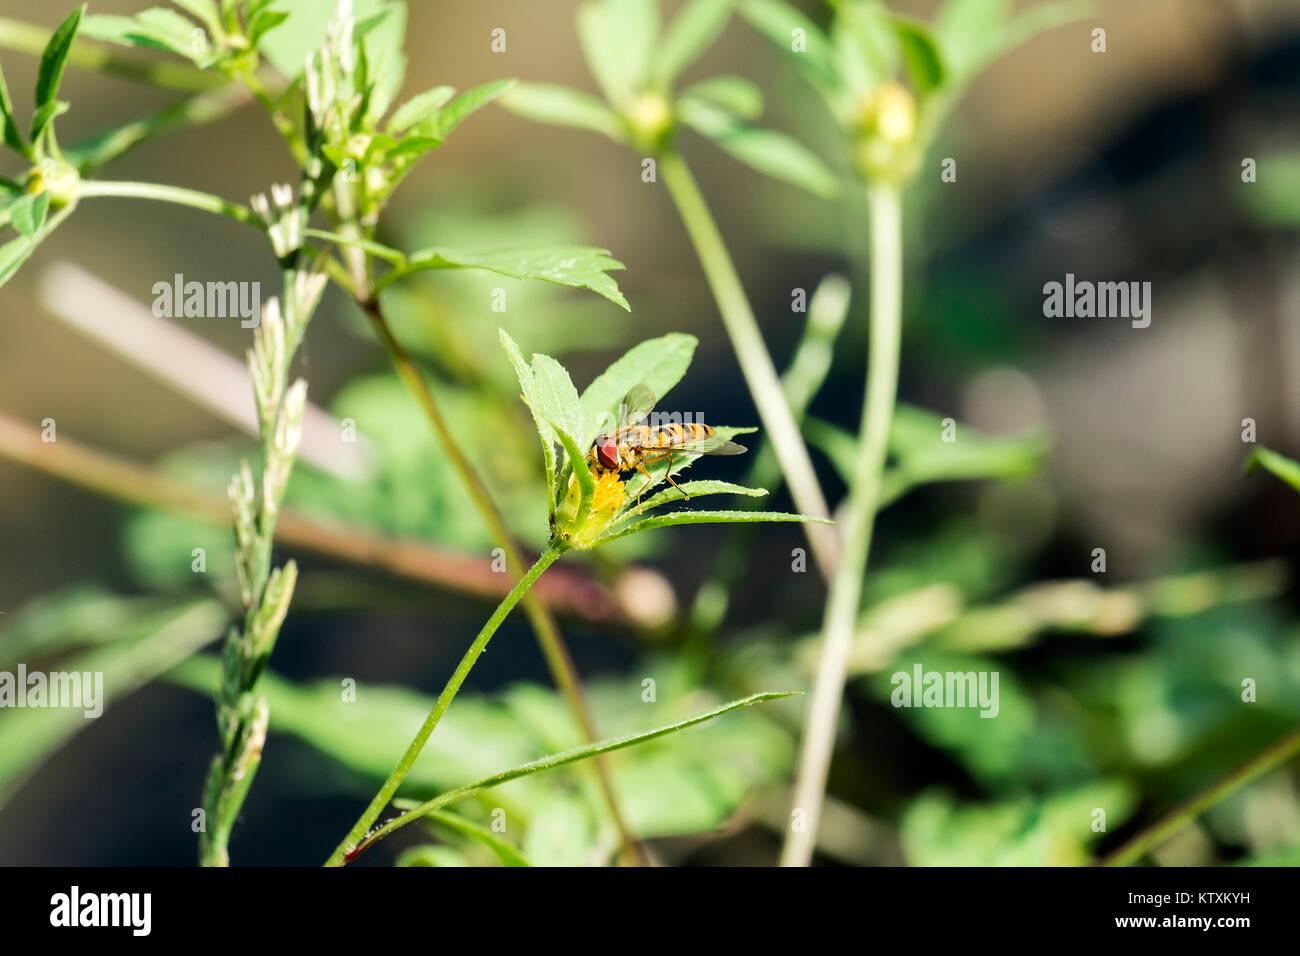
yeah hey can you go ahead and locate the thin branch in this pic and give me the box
[782,184,903,867]
[358,295,647,866]
[658,148,839,579]
[0,410,626,625]
[1099,726,1300,866]
[326,539,569,866]
[75,180,259,226]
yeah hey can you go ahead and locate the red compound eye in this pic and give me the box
[595,436,620,471]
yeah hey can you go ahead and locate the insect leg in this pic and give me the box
[640,451,691,501]
[662,452,689,499]
[633,461,656,513]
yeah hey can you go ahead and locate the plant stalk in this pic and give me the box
[76,180,258,226]
[0,409,627,623]
[325,538,568,866]
[781,183,902,867]
[358,297,646,865]
[1100,725,1300,866]
[658,148,838,579]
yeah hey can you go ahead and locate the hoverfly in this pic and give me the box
[589,385,746,510]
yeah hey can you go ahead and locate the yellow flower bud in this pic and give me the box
[859,82,916,146]
[626,92,673,149]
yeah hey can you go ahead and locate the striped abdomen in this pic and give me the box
[631,422,715,450]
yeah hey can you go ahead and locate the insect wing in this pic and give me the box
[673,431,747,456]
[617,385,657,427]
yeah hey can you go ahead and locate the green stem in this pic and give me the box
[658,148,838,578]
[781,184,903,867]
[75,180,259,226]
[358,296,645,865]
[0,17,224,92]
[688,275,849,641]
[325,538,569,867]
[1100,725,1300,866]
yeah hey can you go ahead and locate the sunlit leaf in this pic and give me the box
[634,479,766,515]
[35,6,84,111]
[431,78,516,139]
[384,245,629,310]
[598,508,830,545]
[680,99,839,198]
[9,191,49,238]
[654,0,733,89]
[357,691,799,851]
[387,85,454,134]
[678,74,763,120]
[891,15,946,92]
[0,58,32,158]
[738,0,840,96]
[577,332,697,449]
[578,0,659,109]
[500,82,627,143]
[1244,446,1300,495]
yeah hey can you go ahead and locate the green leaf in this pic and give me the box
[680,99,839,199]
[678,74,763,120]
[387,85,455,134]
[248,9,291,46]
[362,691,799,850]
[168,656,546,797]
[530,353,585,456]
[499,329,557,501]
[0,200,68,287]
[739,0,840,96]
[936,0,1087,83]
[891,15,946,92]
[82,12,203,62]
[654,0,733,89]
[395,845,469,867]
[1244,446,1300,495]
[35,6,84,111]
[551,421,596,519]
[805,405,1046,507]
[0,596,226,807]
[381,245,629,310]
[597,508,830,544]
[431,78,516,139]
[578,0,659,109]
[499,82,627,143]
[828,3,896,100]
[0,235,36,286]
[416,808,534,866]
[29,99,69,144]
[1238,152,1300,229]
[137,7,205,54]
[0,58,32,159]
[171,0,222,34]
[634,479,767,515]
[380,135,442,164]
[577,332,697,450]
[9,191,49,238]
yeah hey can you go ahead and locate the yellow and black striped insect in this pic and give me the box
[588,385,746,510]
